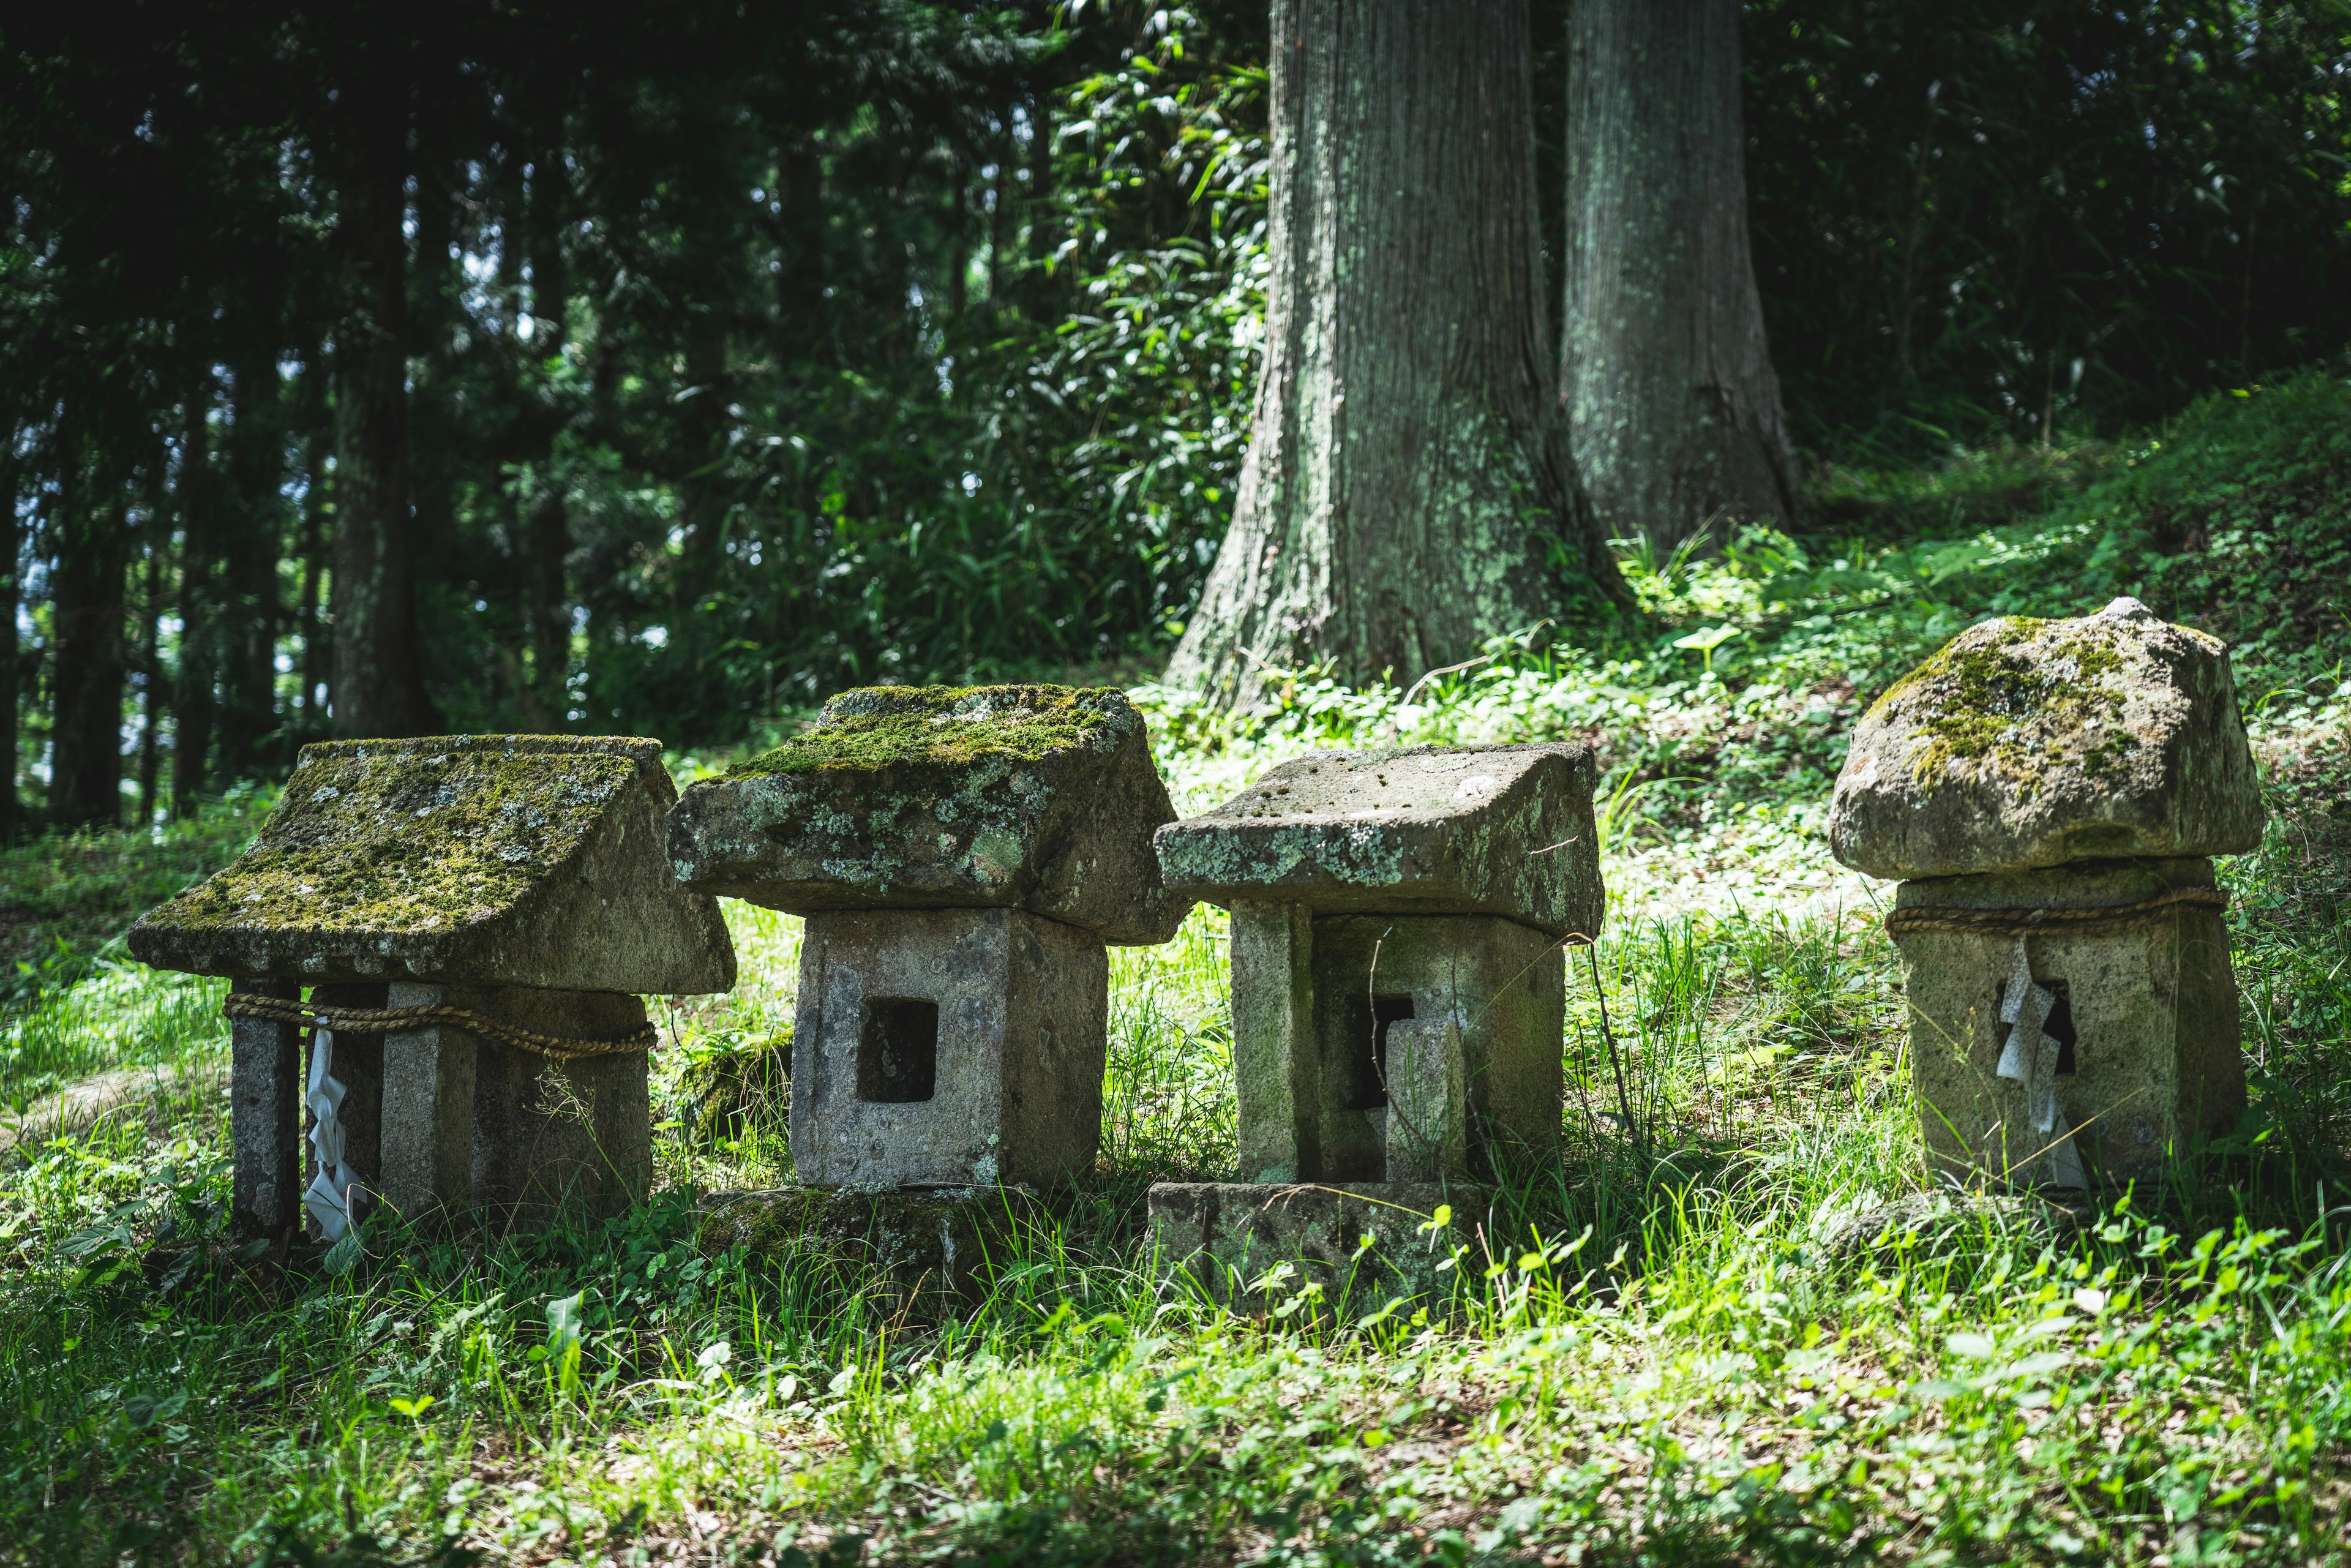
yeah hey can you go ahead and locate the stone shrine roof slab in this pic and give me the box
[1829,598,2265,880]
[666,685,1183,944]
[1153,743,1602,936]
[128,735,735,993]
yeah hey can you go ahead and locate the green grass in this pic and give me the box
[3,378,2350,1564]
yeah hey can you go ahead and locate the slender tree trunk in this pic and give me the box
[1167,0,1619,702]
[329,60,437,739]
[525,146,571,730]
[1559,0,1800,553]
[222,342,284,776]
[297,421,328,735]
[173,382,216,816]
[0,449,18,844]
[51,449,129,828]
[136,443,168,825]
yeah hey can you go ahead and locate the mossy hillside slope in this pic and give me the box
[128,735,735,994]
[669,686,1184,945]
[1829,599,2264,880]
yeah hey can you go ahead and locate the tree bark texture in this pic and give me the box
[222,343,284,776]
[329,61,438,740]
[1166,0,1617,701]
[1561,0,1801,554]
[173,384,216,816]
[50,454,129,827]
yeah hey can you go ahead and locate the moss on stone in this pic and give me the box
[727,685,1123,779]
[148,740,638,935]
[675,1027,792,1146]
[1867,618,2137,796]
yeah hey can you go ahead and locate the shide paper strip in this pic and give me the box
[301,1027,361,1239]
[1995,939,2085,1188]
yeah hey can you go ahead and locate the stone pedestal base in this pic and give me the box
[790,908,1108,1188]
[1146,1181,1487,1315]
[1230,904,1562,1184]
[1895,858,2246,1188]
[228,979,653,1237]
[696,1184,1051,1310]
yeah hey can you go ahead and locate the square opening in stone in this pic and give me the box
[1337,994,1417,1110]
[858,998,939,1103]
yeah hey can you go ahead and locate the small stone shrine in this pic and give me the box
[1147,743,1602,1307]
[1829,597,2264,1187]
[129,735,735,1237]
[667,684,1185,1190]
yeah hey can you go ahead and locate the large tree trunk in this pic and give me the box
[50,449,129,828]
[1166,0,1619,702]
[1560,0,1801,554]
[329,60,438,739]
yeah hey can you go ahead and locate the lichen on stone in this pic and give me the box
[148,741,637,935]
[1867,618,2136,796]
[728,685,1125,779]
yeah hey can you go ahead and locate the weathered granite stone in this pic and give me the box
[1384,1019,1466,1183]
[1829,598,2264,880]
[1228,909,1564,1184]
[376,980,478,1221]
[1310,916,1562,1180]
[1155,743,1602,935]
[1814,1191,2090,1268]
[128,735,736,994]
[791,906,1108,1188]
[1147,1182,1484,1316]
[228,979,303,1238]
[697,1184,1052,1313]
[459,986,655,1226]
[1231,902,1318,1182]
[668,685,1183,945]
[1894,858,2246,1186]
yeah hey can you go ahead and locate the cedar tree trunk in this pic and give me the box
[1166,0,1621,702]
[51,457,129,827]
[329,61,438,739]
[1560,0,1800,553]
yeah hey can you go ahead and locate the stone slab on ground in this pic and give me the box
[1154,743,1601,936]
[668,685,1183,944]
[1894,858,2245,1186]
[696,1184,1052,1311]
[1147,1181,1486,1316]
[790,907,1107,1188]
[1829,597,2264,880]
[128,735,735,994]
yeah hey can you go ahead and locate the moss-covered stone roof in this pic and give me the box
[667,685,1184,943]
[1829,598,2263,879]
[727,685,1120,778]
[151,738,645,935]
[129,735,738,993]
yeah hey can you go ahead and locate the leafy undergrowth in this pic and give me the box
[2,378,2350,1562]
[0,792,272,1018]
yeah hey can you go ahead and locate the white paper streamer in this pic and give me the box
[1995,939,2085,1187]
[301,1027,361,1239]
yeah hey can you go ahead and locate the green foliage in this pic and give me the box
[0,793,268,1010]
[1744,0,2351,455]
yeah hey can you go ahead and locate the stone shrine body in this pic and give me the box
[1147,743,1602,1304]
[667,683,1185,1190]
[129,735,736,1236]
[1829,598,2263,1187]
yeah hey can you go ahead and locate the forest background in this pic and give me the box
[7,0,2351,838]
